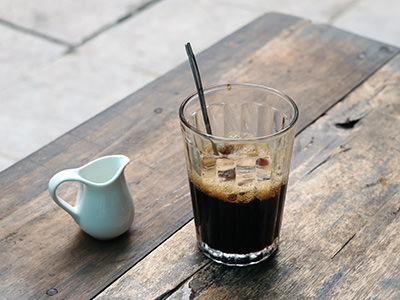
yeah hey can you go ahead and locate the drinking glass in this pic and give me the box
[179,83,298,266]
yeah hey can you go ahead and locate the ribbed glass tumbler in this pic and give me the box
[179,83,298,266]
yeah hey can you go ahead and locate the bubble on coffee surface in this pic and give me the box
[218,144,234,156]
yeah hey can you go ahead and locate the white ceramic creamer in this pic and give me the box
[48,155,134,240]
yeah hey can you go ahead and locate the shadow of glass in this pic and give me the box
[183,250,294,299]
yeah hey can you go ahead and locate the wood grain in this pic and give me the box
[0,13,398,300]
[155,53,400,300]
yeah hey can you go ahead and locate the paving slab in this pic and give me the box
[37,53,154,100]
[218,0,400,47]
[0,24,66,89]
[75,0,263,78]
[0,54,154,163]
[217,0,359,23]
[0,0,153,45]
[332,0,400,46]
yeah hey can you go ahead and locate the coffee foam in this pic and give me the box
[190,172,283,204]
[188,137,289,203]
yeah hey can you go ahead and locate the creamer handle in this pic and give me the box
[48,169,81,222]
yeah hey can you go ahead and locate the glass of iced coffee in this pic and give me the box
[179,83,298,266]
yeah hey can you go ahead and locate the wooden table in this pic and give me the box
[1,12,400,299]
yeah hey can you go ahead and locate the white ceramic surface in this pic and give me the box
[48,154,134,240]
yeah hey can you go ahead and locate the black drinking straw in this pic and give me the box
[185,42,218,155]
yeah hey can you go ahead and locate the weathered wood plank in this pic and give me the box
[94,221,209,300]
[0,13,398,300]
[158,53,400,299]
[223,22,399,132]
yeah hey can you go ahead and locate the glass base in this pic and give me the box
[198,237,279,267]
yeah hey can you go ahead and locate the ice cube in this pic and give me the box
[236,157,255,186]
[216,158,236,181]
[201,155,216,178]
[218,168,236,181]
[256,157,271,181]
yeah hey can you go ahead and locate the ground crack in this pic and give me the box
[69,0,163,51]
[0,18,72,47]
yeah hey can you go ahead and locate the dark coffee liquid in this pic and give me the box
[189,180,287,254]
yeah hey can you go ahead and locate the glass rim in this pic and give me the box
[179,82,299,142]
